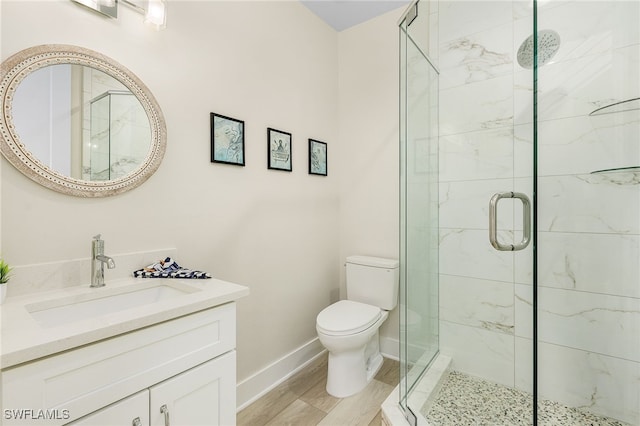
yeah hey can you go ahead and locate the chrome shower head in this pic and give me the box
[517,30,561,69]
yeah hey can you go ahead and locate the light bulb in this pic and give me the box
[144,0,166,29]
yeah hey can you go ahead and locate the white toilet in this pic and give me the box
[316,255,399,398]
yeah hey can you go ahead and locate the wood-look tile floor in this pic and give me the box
[238,354,399,426]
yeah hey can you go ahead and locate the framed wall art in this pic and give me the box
[308,139,327,176]
[267,128,292,172]
[211,113,245,166]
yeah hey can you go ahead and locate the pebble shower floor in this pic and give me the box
[421,371,630,426]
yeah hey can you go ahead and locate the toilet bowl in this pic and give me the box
[316,255,399,398]
[316,300,390,398]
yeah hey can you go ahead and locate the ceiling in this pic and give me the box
[300,0,411,32]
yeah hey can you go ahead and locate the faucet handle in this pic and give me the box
[93,234,102,241]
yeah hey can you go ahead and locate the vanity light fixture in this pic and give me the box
[71,0,166,30]
[72,0,118,18]
[141,0,167,29]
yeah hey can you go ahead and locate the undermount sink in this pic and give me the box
[27,281,201,328]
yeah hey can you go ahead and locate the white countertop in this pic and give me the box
[0,277,249,369]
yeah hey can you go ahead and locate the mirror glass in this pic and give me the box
[0,45,166,197]
[12,64,151,181]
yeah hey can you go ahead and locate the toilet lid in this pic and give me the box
[316,300,382,336]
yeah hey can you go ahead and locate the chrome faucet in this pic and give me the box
[91,234,115,288]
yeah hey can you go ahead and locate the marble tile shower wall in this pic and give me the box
[438,0,521,391]
[437,1,639,424]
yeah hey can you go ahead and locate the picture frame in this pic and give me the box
[267,128,292,172]
[211,113,245,166]
[308,139,327,176]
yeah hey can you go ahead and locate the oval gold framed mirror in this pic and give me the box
[0,44,166,197]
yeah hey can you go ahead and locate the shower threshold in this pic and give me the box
[422,370,631,426]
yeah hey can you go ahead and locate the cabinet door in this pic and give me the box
[66,390,149,426]
[149,351,236,426]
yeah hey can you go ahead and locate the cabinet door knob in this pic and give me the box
[160,404,170,426]
[132,417,142,426]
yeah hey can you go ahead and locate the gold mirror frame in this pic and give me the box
[0,44,166,197]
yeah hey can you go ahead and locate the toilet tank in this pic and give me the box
[345,255,399,310]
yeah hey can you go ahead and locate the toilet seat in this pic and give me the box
[317,300,382,336]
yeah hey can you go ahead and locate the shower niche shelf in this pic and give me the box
[590,166,640,174]
[589,97,640,116]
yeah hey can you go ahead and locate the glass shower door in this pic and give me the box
[399,0,537,424]
[534,1,640,423]
[399,1,439,422]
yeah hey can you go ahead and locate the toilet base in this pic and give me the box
[325,334,385,398]
[366,352,384,382]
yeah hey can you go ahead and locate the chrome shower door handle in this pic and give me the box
[489,192,531,251]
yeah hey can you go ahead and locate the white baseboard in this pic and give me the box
[236,338,326,411]
[380,335,399,360]
[382,335,437,365]
[237,335,400,411]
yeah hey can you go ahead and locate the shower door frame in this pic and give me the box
[398,1,442,424]
[532,3,539,424]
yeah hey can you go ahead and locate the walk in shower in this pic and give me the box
[399,0,639,425]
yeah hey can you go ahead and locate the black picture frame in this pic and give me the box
[308,139,327,176]
[211,113,245,166]
[267,128,292,172]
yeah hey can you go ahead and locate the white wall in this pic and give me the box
[337,8,404,349]
[0,0,341,387]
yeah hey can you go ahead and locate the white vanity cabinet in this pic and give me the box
[69,352,235,426]
[67,391,150,426]
[2,302,239,426]
[148,351,235,426]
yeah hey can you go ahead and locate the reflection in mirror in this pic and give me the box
[0,44,166,197]
[89,90,150,180]
[12,64,151,182]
